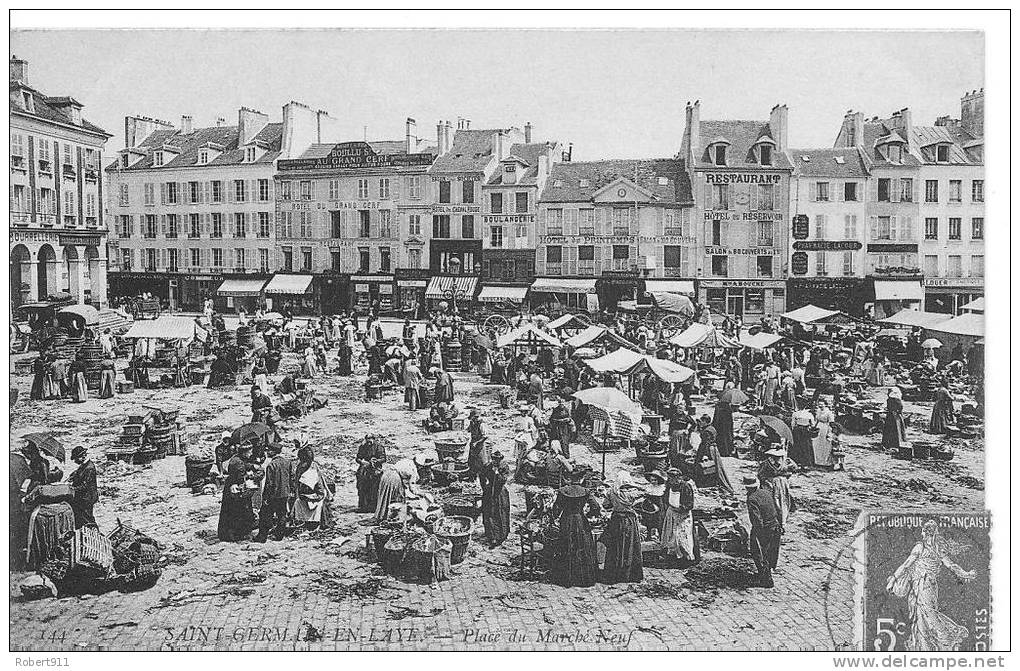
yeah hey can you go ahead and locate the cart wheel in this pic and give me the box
[484,314,511,335]
[573,313,591,328]
[658,314,685,338]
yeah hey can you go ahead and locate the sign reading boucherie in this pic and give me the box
[278,142,435,171]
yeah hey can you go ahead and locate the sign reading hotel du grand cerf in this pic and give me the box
[278,141,435,172]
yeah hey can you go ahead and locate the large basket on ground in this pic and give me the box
[185,456,215,486]
[442,495,482,521]
[433,433,469,462]
[431,461,470,486]
[434,515,473,565]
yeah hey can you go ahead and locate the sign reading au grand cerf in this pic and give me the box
[278,142,435,172]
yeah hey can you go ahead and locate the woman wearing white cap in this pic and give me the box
[811,400,835,467]
[789,409,815,467]
[600,471,644,583]
[882,387,906,451]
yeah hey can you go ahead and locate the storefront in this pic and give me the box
[263,273,316,315]
[871,277,924,320]
[478,284,529,312]
[424,275,479,314]
[596,271,640,313]
[923,277,983,316]
[786,277,870,317]
[213,277,269,315]
[350,274,396,316]
[529,278,598,314]
[394,268,429,320]
[698,279,786,323]
[317,272,350,316]
[107,271,172,307]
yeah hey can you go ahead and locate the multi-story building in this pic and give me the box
[273,118,436,315]
[916,90,985,314]
[787,147,871,314]
[425,122,526,310]
[535,158,694,313]
[834,110,923,318]
[479,123,562,306]
[680,102,792,322]
[105,103,336,312]
[10,56,113,307]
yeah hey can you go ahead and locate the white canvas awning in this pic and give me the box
[926,313,984,337]
[874,280,924,302]
[478,285,528,303]
[123,316,200,341]
[669,323,741,349]
[263,274,313,295]
[216,278,268,297]
[530,278,597,294]
[738,332,785,350]
[960,297,985,313]
[645,279,695,294]
[565,325,638,351]
[426,275,479,300]
[781,304,842,324]
[879,309,954,329]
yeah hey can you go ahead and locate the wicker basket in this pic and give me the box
[434,516,473,565]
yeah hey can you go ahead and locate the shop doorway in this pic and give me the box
[726,294,744,319]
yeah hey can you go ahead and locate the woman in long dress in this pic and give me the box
[811,401,835,467]
[758,448,795,526]
[98,357,116,399]
[301,347,318,378]
[712,396,735,457]
[659,468,698,566]
[336,340,353,376]
[886,521,976,651]
[30,355,47,400]
[292,446,333,530]
[928,384,955,434]
[217,445,256,541]
[789,409,816,467]
[600,472,644,583]
[882,387,907,450]
[481,452,512,547]
[355,438,386,513]
[550,471,600,588]
[374,462,413,524]
[69,359,88,403]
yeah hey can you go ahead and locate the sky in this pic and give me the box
[10,29,984,160]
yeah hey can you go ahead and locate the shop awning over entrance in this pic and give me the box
[478,285,529,303]
[264,274,313,295]
[530,278,597,294]
[874,280,924,302]
[645,279,695,294]
[960,297,985,313]
[425,276,479,300]
[216,278,268,297]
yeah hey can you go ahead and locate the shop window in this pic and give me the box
[746,291,765,314]
[711,255,727,277]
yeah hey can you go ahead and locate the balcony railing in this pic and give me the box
[608,259,634,272]
[546,226,563,236]
[612,227,630,237]
[545,263,563,276]
[577,261,596,276]
[579,227,595,236]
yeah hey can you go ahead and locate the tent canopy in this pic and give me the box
[546,313,587,331]
[925,313,984,338]
[57,304,100,326]
[640,356,696,383]
[781,304,842,324]
[264,274,313,295]
[584,347,645,374]
[738,332,785,350]
[565,325,638,351]
[669,323,740,349]
[879,308,954,329]
[496,323,561,349]
[122,316,201,341]
[960,297,985,313]
[585,348,696,384]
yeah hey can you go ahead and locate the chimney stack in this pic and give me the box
[465,119,471,130]
[769,103,788,151]
[180,115,193,134]
[238,107,270,145]
[492,129,506,160]
[436,121,445,154]
[216,116,226,127]
[525,122,533,143]
[405,117,417,154]
[9,55,27,84]
[961,88,984,139]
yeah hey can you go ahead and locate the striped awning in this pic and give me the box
[425,276,479,300]
[263,274,314,295]
[478,285,529,303]
[216,278,268,297]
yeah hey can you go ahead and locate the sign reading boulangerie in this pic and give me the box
[278,142,435,171]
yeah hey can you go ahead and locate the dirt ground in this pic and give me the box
[7,344,984,651]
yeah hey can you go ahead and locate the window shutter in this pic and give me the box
[160,214,166,236]
[226,181,234,203]
[835,181,844,202]
[179,182,187,202]
[200,248,209,269]
[629,244,638,269]
[200,181,208,203]
[370,212,379,239]
[869,216,878,241]
[392,178,400,200]
[160,183,167,205]
[249,180,257,202]
[592,243,602,272]
[890,182,900,203]
[890,216,899,240]
[160,249,168,269]
[748,184,758,210]
[872,179,880,202]
[902,216,913,242]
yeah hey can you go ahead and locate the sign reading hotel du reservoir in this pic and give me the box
[278,141,435,171]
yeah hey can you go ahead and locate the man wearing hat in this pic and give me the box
[548,398,574,459]
[67,446,99,529]
[403,357,423,411]
[745,475,782,588]
[255,442,294,543]
[218,443,256,542]
[216,431,235,475]
[467,409,492,492]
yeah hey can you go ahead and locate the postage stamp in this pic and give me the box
[854,510,991,652]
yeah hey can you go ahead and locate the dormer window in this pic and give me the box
[936,144,950,162]
[759,145,772,166]
[246,146,257,162]
[714,145,727,166]
[198,149,210,165]
[69,107,82,125]
[22,92,34,113]
[886,144,902,163]
[153,151,165,167]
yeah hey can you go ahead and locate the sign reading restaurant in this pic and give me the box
[704,173,782,184]
[278,141,435,172]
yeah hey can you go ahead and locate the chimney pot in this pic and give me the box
[9,55,28,84]
[181,115,193,134]
[525,122,533,144]
[216,117,226,127]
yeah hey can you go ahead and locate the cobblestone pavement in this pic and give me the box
[8,349,984,651]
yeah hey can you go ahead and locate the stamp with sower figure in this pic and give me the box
[855,510,991,652]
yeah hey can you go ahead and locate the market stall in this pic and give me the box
[878,308,955,329]
[121,316,205,389]
[564,325,639,353]
[528,278,598,315]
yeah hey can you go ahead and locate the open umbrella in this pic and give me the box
[757,415,793,444]
[718,387,750,406]
[473,332,494,350]
[21,432,65,462]
[921,338,943,349]
[572,387,642,415]
[232,422,273,445]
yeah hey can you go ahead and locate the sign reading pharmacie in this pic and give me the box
[792,240,863,251]
[278,141,435,172]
